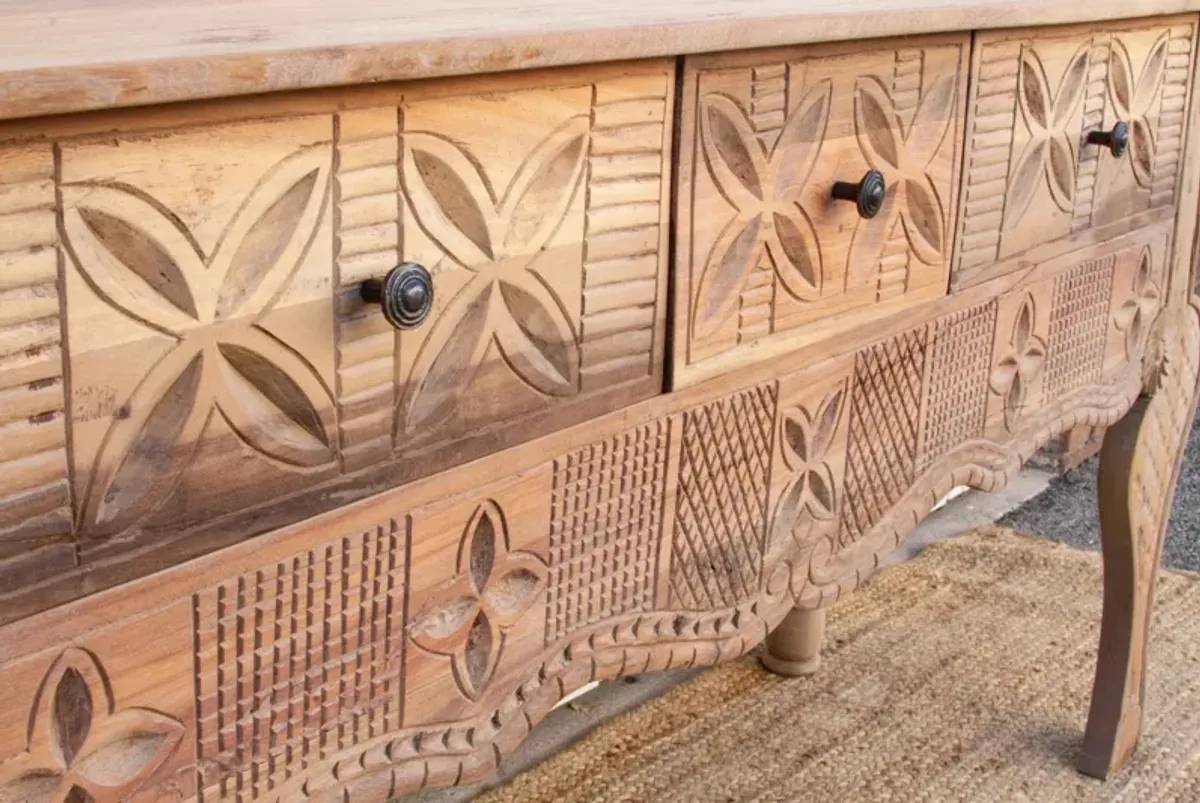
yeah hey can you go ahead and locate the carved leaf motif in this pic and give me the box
[1130,119,1156,189]
[463,611,494,696]
[468,504,497,594]
[1005,139,1048,230]
[485,568,541,621]
[847,181,898,282]
[769,207,822,300]
[495,279,579,397]
[403,134,499,268]
[1053,50,1089,129]
[84,350,206,534]
[781,412,809,471]
[51,668,92,768]
[404,280,496,433]
[770,80,832,198]
[905,76,957,169]
[693,216,763,339]
[62,186,206,336]
[811,387,845,460]
[1020,52,1051,130]
[903,178,945,264]
[1046,136,1076,211]
[215,338,334,467]
[0,772,61,803]
[807,465,836,518]
[77,208,199,321]
[854,77,901,170]
[214,168,321,320]
[1136,37,1169,115]
[701,94,766,206]
[501,119,589,257]
[73,709,184,788]
[410,596,477,647]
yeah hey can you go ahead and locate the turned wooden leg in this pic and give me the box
[762,607,826,676]
[1079,306,1200,779]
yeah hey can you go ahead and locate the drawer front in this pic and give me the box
[673,34,970,387]
[0,61,674,622]
[953,15,1197,289]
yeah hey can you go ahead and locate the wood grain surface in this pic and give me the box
[2,1,1200,121]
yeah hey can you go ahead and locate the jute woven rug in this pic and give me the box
[477,527,1200,803]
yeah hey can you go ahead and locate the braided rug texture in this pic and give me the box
[476,527,1200,803]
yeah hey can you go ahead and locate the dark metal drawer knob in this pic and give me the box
[1087,121,1130,158]
[361,263,433,330]
[831,169,886,220]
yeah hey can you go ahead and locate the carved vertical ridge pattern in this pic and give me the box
[333,109,401,472]
[877,48,925,299]
[580,75,668,392]
[917,302,997,472]
[841,327,929,545]
[670,384,776,609]
[194,521,406,803]
[546,419,668,644]
[0,144,73,581]
[1150,25,1195,208]
[956,41,1020,273]
[1072,42,1108,232]
[1045,255,1115,400]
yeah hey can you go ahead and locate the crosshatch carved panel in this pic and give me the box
[673,34,968,386]
[330,64,674,485]
[193,523,407,803]
[59,116,339,545]
[670,383,777,609]
[916,301,999,472]
[954,16,1196,288]
[1045,255,1116,400]
[839,327,929,546]
[0,144,73,593]
[546,420,670,644]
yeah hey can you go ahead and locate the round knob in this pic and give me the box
[1087,121,1130,158]
[831,169,886,219]
[361,263,433,330]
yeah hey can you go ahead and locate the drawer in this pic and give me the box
[672,34,970,387]
[953,15,1197,289]
[0,60,674,621]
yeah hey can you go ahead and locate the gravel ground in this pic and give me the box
[1001,419,1200,571]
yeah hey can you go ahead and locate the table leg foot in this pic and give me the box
[762,607,825,677]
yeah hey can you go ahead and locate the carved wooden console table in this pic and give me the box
[3,2,1200,800]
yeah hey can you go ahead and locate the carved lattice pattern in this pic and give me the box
[918,302,997,471]
[194,523,406,803]
[840,328,928,545]
[1045,255,1115,400]
[670,384,777,609]
[546,420,669,643]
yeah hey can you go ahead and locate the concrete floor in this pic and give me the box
[1003,419,1200,571]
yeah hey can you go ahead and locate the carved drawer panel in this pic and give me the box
[0,61,674,624]
[672,34,970,387]
[953,15,1197,289]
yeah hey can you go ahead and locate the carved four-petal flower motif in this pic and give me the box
[1008,46,1089,223]
[693,81,833,339]
[61,147,334,535]
[0,648,184,803]
[1115,246,1162,358]
[399,119,589,433]
[409,500,547,699]
[1110,35,1169,189]
[991,295,1047,431]
[850,75,957,271]
[772,385,846,545]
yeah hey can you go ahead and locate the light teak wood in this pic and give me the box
[1,11,1200,803]
[0,61,674,624]
[673,34,968,387]
[0,217,1180,803]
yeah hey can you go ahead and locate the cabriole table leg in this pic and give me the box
[1079,302,1200,779]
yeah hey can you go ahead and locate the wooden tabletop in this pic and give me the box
[2,0,1199,122]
